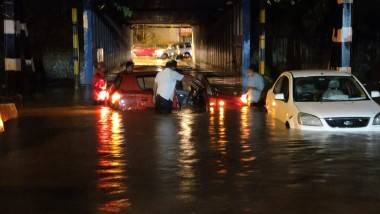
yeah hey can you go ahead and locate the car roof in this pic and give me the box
[287,70,352,78]
[119,71,158,78]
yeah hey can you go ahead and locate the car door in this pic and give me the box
[271,75,291,123]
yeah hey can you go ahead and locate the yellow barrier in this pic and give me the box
[0,103,18,133]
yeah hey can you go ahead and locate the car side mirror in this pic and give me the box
[371,91,380,98]
[275,93,285,101]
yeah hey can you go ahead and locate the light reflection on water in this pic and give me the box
[238,107,255,177]
[177,110,197,202]
[93,106,380,213]
[209,108,228,176]
[96,107,130,213]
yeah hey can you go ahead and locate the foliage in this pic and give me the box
[112,2,133,19]
[93,0,133,20]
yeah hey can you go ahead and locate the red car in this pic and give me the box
[131,46,156,57]
[106,71,180,111]
[106,71,248,111]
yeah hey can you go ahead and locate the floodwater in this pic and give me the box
[1,105,380,213]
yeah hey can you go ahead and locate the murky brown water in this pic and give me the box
[1,105,380,213]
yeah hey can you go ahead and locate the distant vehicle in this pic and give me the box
[176,42,192,58]
[105,70,247,111]
[266,70,380,131]
[154,44,176,59]
[131,46,156,57]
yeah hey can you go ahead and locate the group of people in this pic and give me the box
[153,62,266,113]
[93,59,266,114]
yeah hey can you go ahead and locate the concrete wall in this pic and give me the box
[195,2,243,74]
[92,13,130,73]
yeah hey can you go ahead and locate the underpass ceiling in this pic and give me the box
[108,0,238,24]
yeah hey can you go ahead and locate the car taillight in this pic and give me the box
[209,99,226,108]
[98,90,108,101]
[111,92,121,104]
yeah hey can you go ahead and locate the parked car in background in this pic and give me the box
[154,44,177,59]
[131,46,156,57]
[266,70,380,131]
[176,42,192,58]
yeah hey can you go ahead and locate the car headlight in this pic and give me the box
[298,112,323,127]
[373,113,380,125]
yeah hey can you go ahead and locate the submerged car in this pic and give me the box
[105,71,247,111]
[106,71,176,111]
[266,70,380,131]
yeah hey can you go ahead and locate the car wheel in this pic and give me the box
[184,52,191,58]
[161,53,169,59]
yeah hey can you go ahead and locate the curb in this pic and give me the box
[0,103,18,133]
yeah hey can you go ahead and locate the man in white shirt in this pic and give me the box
[154,60,193,113]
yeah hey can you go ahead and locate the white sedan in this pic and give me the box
[266,70,380,131]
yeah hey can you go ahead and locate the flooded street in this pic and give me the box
[1,105,380,213]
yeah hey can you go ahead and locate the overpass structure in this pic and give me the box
[1,0,353,92]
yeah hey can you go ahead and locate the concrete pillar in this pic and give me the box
[82,0,94,85]
[241,0,251,91]
[332,0,353,72]
[259,0,266,75]
[72,8,80,90]
[3,0,20,93]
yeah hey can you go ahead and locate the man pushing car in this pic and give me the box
[153,60,194,113]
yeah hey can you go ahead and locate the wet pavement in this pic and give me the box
[2,101,380,213]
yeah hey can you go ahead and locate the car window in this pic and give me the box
[114,76,123,88]
[181,81,194,92]
[137,76,155,90]
[185,43,191,48]
[273,76,284,94]
[293,76,369,102]
[273,76,289,102]
[281,77,290,101]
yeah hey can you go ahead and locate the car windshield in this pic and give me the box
[294,76,369,102]
[136,76,155,90]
